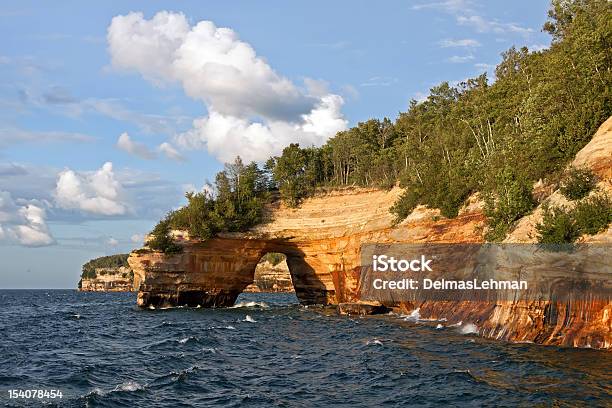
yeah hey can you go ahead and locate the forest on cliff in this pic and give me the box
[148,0,611,251]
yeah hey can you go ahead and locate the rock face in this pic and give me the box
[243,259,294,293]
[129,117,612,349]
[79,267,134,292]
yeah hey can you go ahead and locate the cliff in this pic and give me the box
[244,258,294,293]
[79,266,134,292]
[129,116,612,349]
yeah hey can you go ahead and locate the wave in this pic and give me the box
[459,323,479,335]
[178,336,199,344]
[113,380,145,392]
[244,314,257,323]
[85,380,145,398]
[366,339,383,346]
[435,324,444,330]
[403,308,420,322]
[231,301,269,309]
[209,325,236,330]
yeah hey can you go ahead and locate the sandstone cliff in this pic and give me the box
[129,116,612,349]
[79,266,134,292]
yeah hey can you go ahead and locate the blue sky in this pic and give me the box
[0,0,551,288]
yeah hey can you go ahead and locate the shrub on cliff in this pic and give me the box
[151,157,270,244]
[148,218,182,254]
[536,194,612,243]
[559,167,597,200]
[571,194,612,235]
[535,204,580,244]
[484,169,536,242]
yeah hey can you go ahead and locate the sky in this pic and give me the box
[0,0,551,288]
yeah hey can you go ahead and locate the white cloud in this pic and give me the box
[158,142,185,161]
[412,0,473,12]
[438,38,481,48]
[107,237,119,246]
[175,95,346,162]
[0,191,54,247]
[412,92,428,103]
[475,62,495,73]
[412,1,533,38]
[86,99,188,135]
[107,11,347,162]
[55,162,129,216]
[529,43,548,52]
[360,76,398,87]
[130,233,144,243]
[448,55,475,63]
[0,128,93,148]
[457,15,532,36]
[116,132,156,159]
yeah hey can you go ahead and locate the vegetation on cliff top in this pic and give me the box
[536,194,612,244]
[149,0,611,249]
[81,254,130,279]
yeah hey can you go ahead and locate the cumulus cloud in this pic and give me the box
[116,132,156,159]
[158,142,185,161]
[0,191,54,247]
[107,237,119,246]
[55,162,129,216]
[107,11,347,162]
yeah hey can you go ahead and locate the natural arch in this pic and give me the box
[127,118,612,348]
[243,253,293,293]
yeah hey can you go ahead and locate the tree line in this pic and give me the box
[148,0,611,251]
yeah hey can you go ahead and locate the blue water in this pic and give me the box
[0,290,610,407]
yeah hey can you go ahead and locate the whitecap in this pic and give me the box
[403,308,420,322]
[202,347,216,353]
[231,301,269,309]
[366,339,383,346]
[113,381,144,392]
[87,388,106,397]
[435,324,444,330]
[459,323,479,334]
[178,337,193,344]
[73,314,81,319]
[244,315,257,323]
[148,305,155,310]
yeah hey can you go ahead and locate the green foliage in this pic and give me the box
[81,254,129,279]
[484,169,536,241]
[572,194,612,235]
[260,252,286,266]
[536,204,580,244]
[559,167,597,200]
[148,218,183,254]
[148,0,611,246]
[536,194,612,243]
[150,157,270,247]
